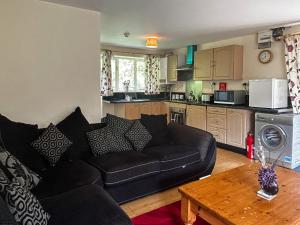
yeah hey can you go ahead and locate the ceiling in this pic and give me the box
[43,0,300,49]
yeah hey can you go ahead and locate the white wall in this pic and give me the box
[0,0,101,127]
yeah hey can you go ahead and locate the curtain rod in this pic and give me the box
[101,49,164,56]
[277,32,300,41]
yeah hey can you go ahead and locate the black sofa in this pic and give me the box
[0,112,216,225]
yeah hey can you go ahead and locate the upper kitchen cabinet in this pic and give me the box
[193,45,243,81]
[167,55,178,82]
[213,45,243,80]
[194,49,214,81]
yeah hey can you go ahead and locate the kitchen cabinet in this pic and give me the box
[151,102,162,115]
[125,103,141,120]
[226,109,252,148]
[206,106,252,148]
[186,105,207,130]
[105,102,170,120]
[206,107,227,144]
[193,49,214,81]
[167,55,178,82]
[213,45,243,80]
[193,45,243,81]
[140,102,152,115]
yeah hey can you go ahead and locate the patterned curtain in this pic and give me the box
[145,55,160,95]
[284,35,300,113]
[100,50,113,96]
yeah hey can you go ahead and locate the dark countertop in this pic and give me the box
[103,98,165,104]
[166,100,293,114]
[103,98,293,114]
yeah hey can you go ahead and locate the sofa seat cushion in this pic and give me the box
[87,152,160,186]
[143,145,200,171]
[41,185,132,225]
[32,160,102,200]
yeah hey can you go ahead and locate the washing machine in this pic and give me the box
[255,112,300,169]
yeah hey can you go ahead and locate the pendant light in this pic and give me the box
[146,37,158,48]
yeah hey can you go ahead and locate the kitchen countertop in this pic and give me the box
[103,98,165,104]
[167,100,293,113]
[103,98,293,114]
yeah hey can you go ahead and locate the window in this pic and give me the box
[111,55,146,92]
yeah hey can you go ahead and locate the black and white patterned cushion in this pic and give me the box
[5,179,50,225]
[125,120,152,152]
[87,125,121,156]
[0,167,10,193]
[101,114,134,152]
[31,124,72,166]
[0,146,40,190]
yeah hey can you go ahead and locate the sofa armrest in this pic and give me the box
[168,123,216,161]
[42,185,132,225]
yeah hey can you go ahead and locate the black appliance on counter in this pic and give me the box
[214,90,246,105]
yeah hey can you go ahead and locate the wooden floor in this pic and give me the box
[121,148,250,218]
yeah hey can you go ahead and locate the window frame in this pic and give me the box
[112,55,146,92]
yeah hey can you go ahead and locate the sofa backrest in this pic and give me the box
[0,195,18,225]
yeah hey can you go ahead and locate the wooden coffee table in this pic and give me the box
[179,163,300,225]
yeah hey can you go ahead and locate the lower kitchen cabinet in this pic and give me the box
[207,126,226,144]
[206,106,253,148]
[125,103,140,120]
[151,102,162,115]
[226,109,252,148]
[140,102,152,115]
[186,105,207,130]
[104,102,169,120]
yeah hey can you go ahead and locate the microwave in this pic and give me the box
[214,90,246,105]
[249,79,288,108]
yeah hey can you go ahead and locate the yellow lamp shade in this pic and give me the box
[146,37,158,48]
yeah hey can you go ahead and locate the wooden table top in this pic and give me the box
[179,163,300,225]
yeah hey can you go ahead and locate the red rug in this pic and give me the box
[132,201,210,225]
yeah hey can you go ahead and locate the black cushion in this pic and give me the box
[57,107,95,160]
[41,185,132,225]
[0,196,18,225]
[87,152,160,186]
[143,145,200,171]
[125,120,152,152]
[31,124,72,166]
[101,114,134,152]
[0,114,47,173]
[32,160,102,200]
[140,114,169,147]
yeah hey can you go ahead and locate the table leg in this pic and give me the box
[181,196,197,225]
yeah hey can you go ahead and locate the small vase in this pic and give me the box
[258,166,279,196]
[262,180,279,195]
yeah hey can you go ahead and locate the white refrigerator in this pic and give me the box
[249,79,288,108]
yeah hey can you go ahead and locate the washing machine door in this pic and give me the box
[259,124,287,151]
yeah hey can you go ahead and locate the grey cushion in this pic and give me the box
[31,124,72,166]
[125,120,152,152]
[5,179,50,225]
[101,114,133,152]
[0,146,40,190]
